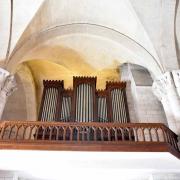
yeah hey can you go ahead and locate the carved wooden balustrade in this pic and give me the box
[0,121,179,158]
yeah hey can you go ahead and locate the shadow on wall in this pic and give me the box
[2,43,122,121]
[23,44,121,110]
[2,74,27,120]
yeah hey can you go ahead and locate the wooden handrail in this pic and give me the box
[0,120,172,128]
[0,120,179,157]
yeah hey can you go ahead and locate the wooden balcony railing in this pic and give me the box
[0,121,179,158]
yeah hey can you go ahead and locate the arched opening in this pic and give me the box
[7,24,163,78]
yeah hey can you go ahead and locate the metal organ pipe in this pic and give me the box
[110,88,128,123]
[83,84,86,122]
[61,96,71,122]
[41,88,58,122]
[42,88,51,121]
[87,85,90,122]
[75,86,79,122]
[117,89,123,122]
[86,84,88,122]
[120,89,125,123]
[49,88,54,121]
[41,89,48,121]
[80,85,82,122]
[111,90,116,121]
[90,85,93,121]
[121,89,127,122]
[39,78,129,123]
[51,88,58,121]
[75,84,94,122]
[97,97,108,122]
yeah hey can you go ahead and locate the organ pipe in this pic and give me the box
[39,78,129,123]
[75,83,94,122]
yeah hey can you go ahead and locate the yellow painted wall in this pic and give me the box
[24,59,120,107]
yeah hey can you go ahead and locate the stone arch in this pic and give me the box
[15,64,37,120]
[6,23,164,77]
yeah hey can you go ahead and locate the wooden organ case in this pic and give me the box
[38,76,130,123]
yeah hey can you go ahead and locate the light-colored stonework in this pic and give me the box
[120,63,167,125]
[0,68,16,119]
[172,70,180,97]
[0,1,180,179]
[153,71,180,133]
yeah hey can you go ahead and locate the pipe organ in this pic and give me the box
[39,80,63,122]
[39,76,130,123]
[73,77,96,122]
[106,82,128,123]
[60,89,72,122]
[97,90,108,122]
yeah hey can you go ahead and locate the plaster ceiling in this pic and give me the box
[1,0,166,76]
[0,0,179,77]
[23,34,124,72]
[25,58,120,105]
[0,0,44,60]
[19,34,128,105]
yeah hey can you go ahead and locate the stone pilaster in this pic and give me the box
[0,68,17,119]
[152,71,180,133]
[0,68,10,90]
[120,63,166,124]
[172,70,180,97]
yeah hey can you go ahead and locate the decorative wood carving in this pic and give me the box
[0,120,179,159]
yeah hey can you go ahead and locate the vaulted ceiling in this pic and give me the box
[0,0,180,78]
[0,0,44,60]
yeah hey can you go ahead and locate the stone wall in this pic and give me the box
[135,86,167,124]
[2,75,27,120]
[121,63,167,125]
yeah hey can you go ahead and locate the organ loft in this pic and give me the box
[0,0,180,179]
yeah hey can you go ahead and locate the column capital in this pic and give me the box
[1,75,17,97]
[0,68,10,90]
[153,71,180,122]
[172,70,180,97]
[152,72,170,102]
[157,71,175,89]
[152,71,179,101]
[0,70,17,120]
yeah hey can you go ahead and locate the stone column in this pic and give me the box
[172,70,180,97]
[152,71,180,133]
[119,64,138,123]
[0,68,10,90]
[0,68,16,120]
